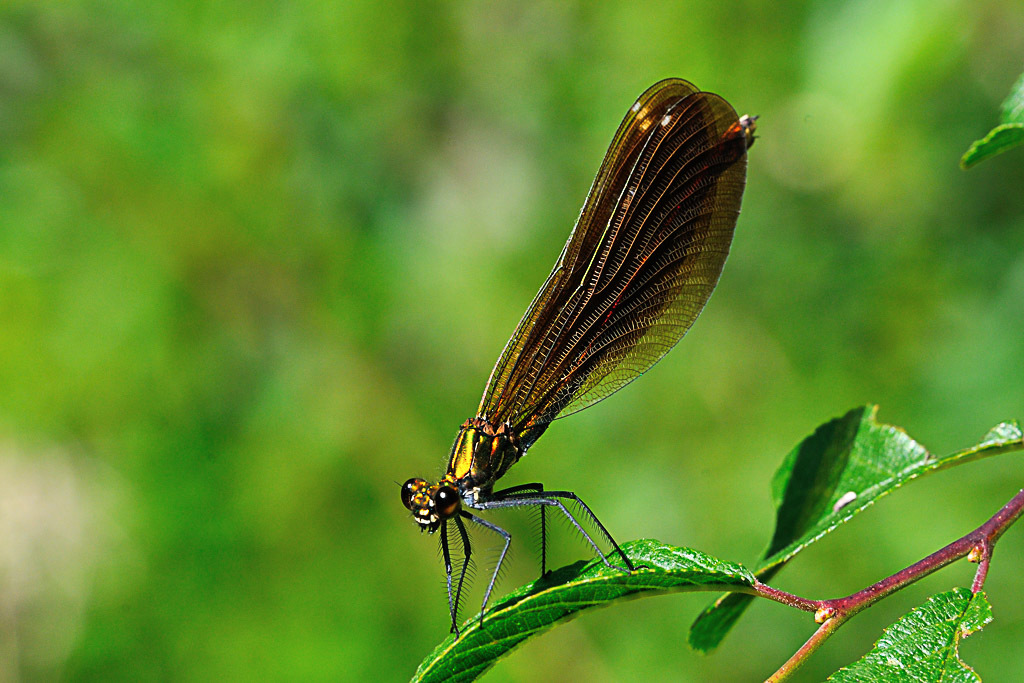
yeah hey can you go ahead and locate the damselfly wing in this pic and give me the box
[402,79,755,635]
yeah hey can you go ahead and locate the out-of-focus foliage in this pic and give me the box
[0,1,1022,681]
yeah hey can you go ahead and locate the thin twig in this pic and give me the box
[765,617,840,683]
[751,581,821,613]
[969,539,992,592]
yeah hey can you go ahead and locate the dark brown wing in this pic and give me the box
[477,79,754,444]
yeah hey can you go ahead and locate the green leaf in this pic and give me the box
[959,124,1024,169]
[827,588,993,682]
[411,540,754,683]
[961,70,1024,168]
[690,407,1023,651]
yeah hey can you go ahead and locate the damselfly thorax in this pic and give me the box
[401,78,756,635]
[402,418,525,523]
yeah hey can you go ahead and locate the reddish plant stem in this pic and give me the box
[970,539,993,593]
[766,619,837,683]
[765,488,1024,682]
[751,581,820,613]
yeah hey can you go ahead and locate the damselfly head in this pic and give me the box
[401,477,461,533]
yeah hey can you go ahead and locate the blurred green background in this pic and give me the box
[1,1,1023,681]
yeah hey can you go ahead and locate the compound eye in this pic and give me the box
[435,486,460,518]
[401,478,420,510]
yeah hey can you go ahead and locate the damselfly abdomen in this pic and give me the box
[402,78,755,635]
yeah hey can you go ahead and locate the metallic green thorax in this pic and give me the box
[446,417,523,494]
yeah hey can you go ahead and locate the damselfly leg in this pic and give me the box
[484,482,548,573]
[441,487,634,634]
[483,486,634,573]
[443,511,511,635]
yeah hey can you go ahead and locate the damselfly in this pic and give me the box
[402,79,755,635]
